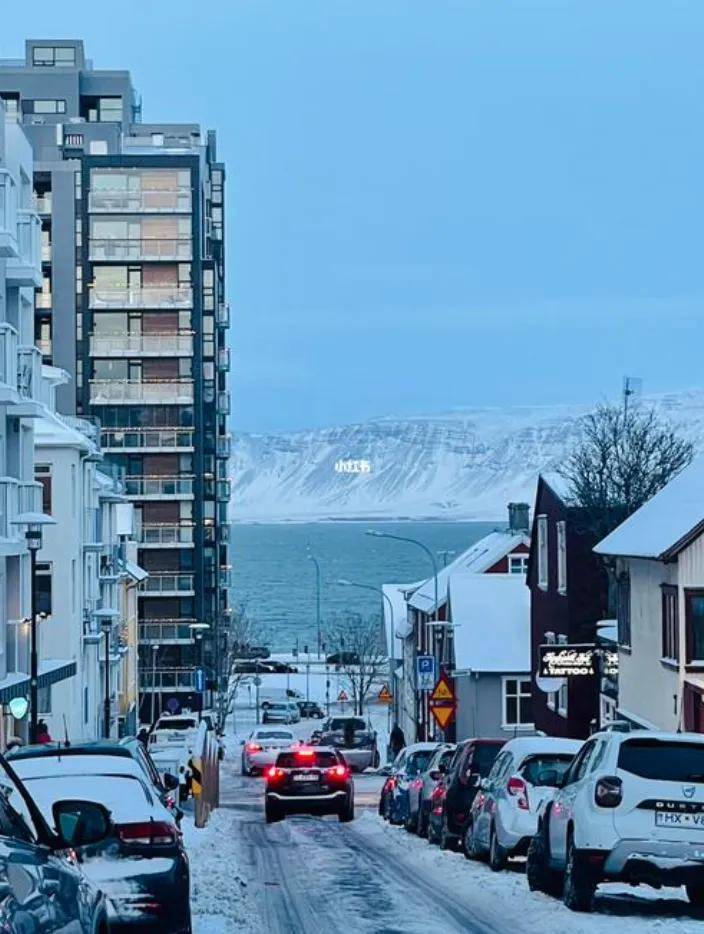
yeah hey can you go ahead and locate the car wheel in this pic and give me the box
[427,819,438,845]
[686,885,704,907]
[416,804,427,838]
[339,799,355,823]
[526,821,563,896]
[404,807,417,833]
[563,833,596,912]
[440,817,455,851]
[488,824,507,872]
[265,801,282,824]
[463,821,484,861]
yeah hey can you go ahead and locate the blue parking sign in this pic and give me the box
[416,655,436,691]
[195,668,205,693]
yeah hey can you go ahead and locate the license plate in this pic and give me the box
[294,773,318,782]
[655,812,704,829]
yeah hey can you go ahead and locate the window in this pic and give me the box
[35,464,51,515]
[661,584,679,663]
[502,677,533,728]
[557,680,568,718]
[556,520,567,594]
[32,46,76,67]
[617,573,631,648]
[537,515,548,590]
[685,589,704,665]
[31,99,66,114]
[618,738,704,780]
[509,554,529,575]
[37,686,51,714]
[0,94,19,118]
[35,563,52,615]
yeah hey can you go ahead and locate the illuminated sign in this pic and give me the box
[538,644,619,679]
[334,459,372,475]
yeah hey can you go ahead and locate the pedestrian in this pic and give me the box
[389,723,406,758]
[36,720,52,745]
[137,727,150,748]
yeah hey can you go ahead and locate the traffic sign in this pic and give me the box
[338,690,349,702]
[378,684,393,703]
[429,671,457,731]
[195,668,205,693]
[416,655,436,691]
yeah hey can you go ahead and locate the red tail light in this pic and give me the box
[117,821,176,846]
[326,765,349,780]
[296,748,315,759]
[266,765,286,781]
[507,776,529,811]
[246,743,262,753]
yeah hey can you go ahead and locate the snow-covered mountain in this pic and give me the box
[230,390,704,522]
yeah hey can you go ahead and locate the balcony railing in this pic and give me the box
[216,479,231,502]
[139,619,197,643]
[17,346,43,403]
[0,324,18,393]
[89,379,194,405]
[216,434,232,459]
[216,303,230,327]
[0,170,18,258]
[89,238,192,262]
[140,524,194,546]
[89,286,192,310]
[217,391,230,415]
[217,347,230,371]
[6,618,43,675]
[7,210,42,286]
[141,574,195,595]
[101,427,194,451]
[139,667,197,690]
[35,292,52,309]
[125,475,194,497]
[35,194,52,216]
[0,478,41,542]
[89,189,192,214]
[89,332,193,357]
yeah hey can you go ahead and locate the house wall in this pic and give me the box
[486,543,530,574]
[455,672,535,741]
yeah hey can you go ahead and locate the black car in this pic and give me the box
[266,661,298,674]
[440,739,505,849]
[298,701,324,719]
[325,651,360,666]
[0,753,111,931]
[233,660,276,674]
[265,746,354,823]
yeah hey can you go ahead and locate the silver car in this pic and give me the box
[241,727,296,775]
[262,702,298,724]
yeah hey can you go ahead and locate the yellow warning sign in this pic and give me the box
[378,684,393,702]
[430,676,454,702]
[430,705,455,730]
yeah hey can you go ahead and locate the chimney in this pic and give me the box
[508,502,530,534]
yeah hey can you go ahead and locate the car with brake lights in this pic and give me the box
[527,730,704,912]
[264,746,354,823]
[241,727,296,775]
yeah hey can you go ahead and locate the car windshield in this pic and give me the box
[255,731,293,740]
[520,754,575,787]
[407,751,434,776]
[23,774,153,826]
[469,744,503,776]
[156,719,197,731]
[269,704,288,711]
[276,751,339,769]
[0,761,40,844]
[618,739,704,781]
[327,718,366,731]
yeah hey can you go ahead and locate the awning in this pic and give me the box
[0,659,77,705]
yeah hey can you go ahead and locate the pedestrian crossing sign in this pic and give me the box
[338,690,349,702]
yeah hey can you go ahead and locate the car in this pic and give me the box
[325,651,360,666]
[405,743,456,836]
[18,764,190,932]
[264,746,354,823]
[8,741,183,823]
[439,738,505,849]
[527,730,704,912]
[319,717,379,771]
[266,661,298,674]
[298,701,325,719]
[262,701,299,724]
[148,713,203,800]
[427,775,448,845]
[234,660,275,674]
[0,755,111,931]
[241,727,297,775]
[465,736,582,868]
[383,743,439,825]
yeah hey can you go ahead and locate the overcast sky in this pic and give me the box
[5,1,704,431]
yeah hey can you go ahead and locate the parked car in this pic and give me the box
[0,755,111,931]
[148,714,201,801]
[465,736,582,868]
[11,760,189,932]
[319,717,379,771]
[238,645,271,659]
[234,660,275,674]
[383,743,439,824]
[261,689,304,709]
[265,746,354,823]
[266,661,298,674]
[241,727,297,775]
[325,651,360,666]
[405,743,456,836]
[262,701,300,724]
[298,701,325,719]
[427,775,448,845]
[439,738,505,849]
[527,730,704,912]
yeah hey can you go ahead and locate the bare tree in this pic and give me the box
[215,605,271,732]
[560,403,694,540]
[325,613,388,716]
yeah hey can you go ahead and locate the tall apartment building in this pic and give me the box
[0,40,232,722]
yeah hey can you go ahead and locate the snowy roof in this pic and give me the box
[497,736,583,760]
[449,574,530,673]
[595,457,704,560]
[34,414,90,451]
[540,471,572,502]
[408,530,530,613]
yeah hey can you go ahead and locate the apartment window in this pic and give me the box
[503,677,533,728]
[685,590,704,665]
[558,681,568,718]
[556,520,567,594]
[537,515,548,590]
[36,563,52,615]
[617,574,631,648]
[509,554,529,575]
[661,584,679,663]
[35,464,52,515]
[0,94,19,118]
[32,46,76,67]
[31,99,66,114]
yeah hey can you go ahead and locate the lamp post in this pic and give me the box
[94,607,119,739]
[307,552,322,659]
[189,622,209,720]
[12,512,56,744]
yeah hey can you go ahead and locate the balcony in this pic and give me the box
[218,522,231,544]
[17,346,43,404]
[140,574,195,597]
[140,523,194,547]
[216,434,232,459]
[35,194,52,216]
[89,286,192,310]
[89,188,192,214]
[216,303,230,328]
[0,477,41,555]
[124,475,194,498]
[139,667,197,691]
[101,427,194,452]
[216,479,231,502]
[0,170,18,257]
[217,347,230,371]
[6,211,42,287]
[217,391,230,416]
[89,332,193,357]
[35,292,52,310]
[89,238,192,262]
[0,324,18,397]
[139,619,197,643]
[89,379,194,405]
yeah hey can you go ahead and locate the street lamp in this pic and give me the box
[189,622,209,719]
[12,511,56,744]
[94,607,119,739]
[307,552,322,659]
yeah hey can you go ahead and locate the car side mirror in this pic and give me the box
[163,772,180,791]
[52,800,112,848]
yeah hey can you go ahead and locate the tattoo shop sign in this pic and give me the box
[539,644,619,679]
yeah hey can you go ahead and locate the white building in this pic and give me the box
[595,457,704,733]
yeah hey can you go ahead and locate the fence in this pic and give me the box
[191,722,220,828]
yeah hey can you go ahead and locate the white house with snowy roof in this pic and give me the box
[595,456,704,733]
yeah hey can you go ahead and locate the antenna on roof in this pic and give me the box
[62,714,70,749]
[623,376,642,418]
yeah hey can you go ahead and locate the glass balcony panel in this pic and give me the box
[89,379,194,405]
[89,286,192,309]
[89,188,192,213]
[89,238,192,262]
[124,475,194,497]
[101,427,194,451]
[89,332,193,356]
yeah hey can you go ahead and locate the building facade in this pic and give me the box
[0,40,231,724]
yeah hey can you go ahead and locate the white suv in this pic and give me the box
[527,729,704,912]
